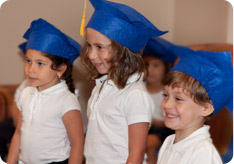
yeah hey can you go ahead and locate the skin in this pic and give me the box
[86,28,112,75]
[7,49,84,164]
[161,85,214,143]
[86,28,149,164]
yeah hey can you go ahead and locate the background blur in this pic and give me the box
[0,0,233,129]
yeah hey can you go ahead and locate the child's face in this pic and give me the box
[161,85,205,134]
[144,55,165,84]
[24,49,60,91]
[86,28,113,74]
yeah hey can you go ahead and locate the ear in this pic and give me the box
[201,102,214,117]
[57,64,67,77]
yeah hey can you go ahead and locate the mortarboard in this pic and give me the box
[168,45,233,116]
[19,18,81,64]
[86,0,168,53]
[143,37,177,62]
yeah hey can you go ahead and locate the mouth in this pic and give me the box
[28,76,38,82]
[93,62,103,68]
[165,112,179,119]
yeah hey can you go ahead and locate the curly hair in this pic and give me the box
[81,39,145,89]
[41,52,76,94]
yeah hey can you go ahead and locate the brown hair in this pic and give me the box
[41,52,76,94]
[81,39,145,89]
[162,71,213,118]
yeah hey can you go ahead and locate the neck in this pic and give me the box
[174,124,203,144]
[146,81,163,94]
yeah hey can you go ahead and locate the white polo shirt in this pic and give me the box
[157,125,223,164]
[17,81,81,164]
[150,91,164,121]
[84,73,154,164]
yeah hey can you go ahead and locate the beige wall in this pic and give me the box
[0,0,232,129]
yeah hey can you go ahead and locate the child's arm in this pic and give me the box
[151,119,165,127]
[126,122,149,164]
[7,110,22,164]
[62,110,84,164]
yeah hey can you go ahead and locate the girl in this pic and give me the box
[142,37,176,164]
[7,18,84,164]
[80,0,167,163]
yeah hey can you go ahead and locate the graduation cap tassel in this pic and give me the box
[80,0,86,37]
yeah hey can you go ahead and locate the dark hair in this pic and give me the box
[42,52,75,94]
[81,39,145,89]
[162,71,214,119]
[143,54,174,82]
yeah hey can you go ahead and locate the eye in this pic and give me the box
[38,62,45,66]
[162,92,168,99]
[175,97,183,101]
[25,59,31,64]
[86,43,91,48]
[96,45,103,50]
[153,63,159,68]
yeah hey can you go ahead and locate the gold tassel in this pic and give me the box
[80,0,87,37]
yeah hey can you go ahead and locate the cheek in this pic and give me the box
[24,64,29,73]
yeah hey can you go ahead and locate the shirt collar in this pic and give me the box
[171,125,211,153]
[95,73,144,89]
[30,80,68,95]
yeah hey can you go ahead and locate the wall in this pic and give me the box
[173,0,233,45]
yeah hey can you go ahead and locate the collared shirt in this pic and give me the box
[17,81,81,164]
[157,125,223,164]
[150,91,164,121]
[84,73,154,164]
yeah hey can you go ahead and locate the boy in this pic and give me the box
[157,45,233,164]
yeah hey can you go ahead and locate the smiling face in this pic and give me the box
[161,85,206,136]
[85,28,113,74]
[24,49,61,91]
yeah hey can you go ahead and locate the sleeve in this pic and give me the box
[59,92,81,117]
[124,89,154,125]
[14,79,30,103]
[16,86,30,111]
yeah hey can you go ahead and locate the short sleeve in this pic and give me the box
[14,79,30,103]
[124,89,154,125]
[16,86,32,111]
[59,92,81,117]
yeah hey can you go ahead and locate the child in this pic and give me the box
[80,0,167,163]
[7,18,84,164]
[142,37,176,164]
[157,45,233,164]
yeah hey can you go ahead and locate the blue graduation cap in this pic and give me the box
[86,0,168,53]
[143,37,177,62]
[168,45,233,116]
[19,18,81,64]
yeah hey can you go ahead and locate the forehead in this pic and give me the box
[25,49,50,61]
[164,85,190,96]
[86,28,111,45]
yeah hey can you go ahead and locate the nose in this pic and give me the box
[162,97,173,110]
[25,63,35,74]
[88,48,97,60]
